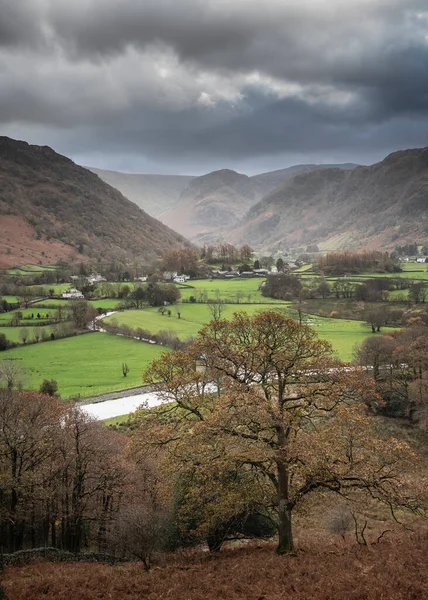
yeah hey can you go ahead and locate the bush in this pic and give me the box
[39,379,58,396]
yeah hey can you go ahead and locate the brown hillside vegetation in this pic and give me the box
[0,137,191,266]
[4,532,428,600]
[229,147,428,252]
[0,215,79,268]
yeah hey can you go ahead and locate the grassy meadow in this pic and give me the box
[0,325,56,344]
[0,332,168,399]
[176,278,284,303]
[105,305,385,361]
[7,264,58,276]
[31,298,124,310]
[0,307,58,322]
[105,303,286,338]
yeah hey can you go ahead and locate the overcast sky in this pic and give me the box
[1,0,427,175]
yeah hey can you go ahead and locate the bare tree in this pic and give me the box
[0,361,26,390]
[207,300,225,321]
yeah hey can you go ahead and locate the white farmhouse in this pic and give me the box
[163,271,178,281]
[173,275,186,283]
[62,288,84,299]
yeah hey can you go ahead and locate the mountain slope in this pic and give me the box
[0,137,191,268]
[87,167,194,217]
[251,163,358,190]
[229,148,428,251]
[160,169,267,241]
[160,164,358,243]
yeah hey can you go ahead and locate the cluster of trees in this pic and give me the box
[201,244,253,264]
[0,390,127,554]
[0,313,424,563]
[317,252,401,275]
[261,274,302,300]
[160,248,200,275]
[395,243,428,256]
[122,283,181,309]
[355,319,428,422]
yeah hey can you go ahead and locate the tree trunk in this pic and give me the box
[276,462,294,554]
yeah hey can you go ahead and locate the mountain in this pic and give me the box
[160,169,268,242]
[159,164,358,243]
[87,167,194,217]
[228,148,428,251]
[0,137,191,268]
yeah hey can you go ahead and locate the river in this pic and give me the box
[81,391,163,420]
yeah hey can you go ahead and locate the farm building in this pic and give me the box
[62,288,84,299]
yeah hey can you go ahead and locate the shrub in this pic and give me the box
[39,379,58,396]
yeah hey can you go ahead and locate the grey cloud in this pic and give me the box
[0,0,427,174]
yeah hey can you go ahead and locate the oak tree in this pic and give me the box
[136,312,417,554]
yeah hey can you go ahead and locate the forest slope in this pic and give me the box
[229,148,428,251]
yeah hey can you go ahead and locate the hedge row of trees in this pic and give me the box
[317,251,401,275]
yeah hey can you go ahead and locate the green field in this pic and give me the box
[1,296,19,304]
[0,325,55,343]
[105,303,286,339]
[0,333,168,399]
[7,264,58,276]
[0,307,58,323]
[26,283,71,295]
[105,304,387,361]
[103,414,133,426]
[176,278,284,303]
[32,298,124,310]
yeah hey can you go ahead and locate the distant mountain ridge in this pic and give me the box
[228,148,428,251]
[158,163,358,243]
[0,137,191,268]
[87,167,194,217]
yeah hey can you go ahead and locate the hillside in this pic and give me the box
[0,137,191,268]
[251,163,358,190]
[160,164,358,243]
[229,148,428,251]
[87,167,194,217]
[160,169,267,242]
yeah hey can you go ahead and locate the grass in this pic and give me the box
[0,326,55,343]
[0,307,58,323]
[7,264,58,275]
[31,298,124,309]
[103,413,133,426]
[0,333,168,399]
[27,283,72,294]
[176,278,283,303]
[105,303,291,339]
[2,296,19,304]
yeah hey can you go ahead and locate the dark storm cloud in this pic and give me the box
[0,0,427,173]
[0,0,46,49]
